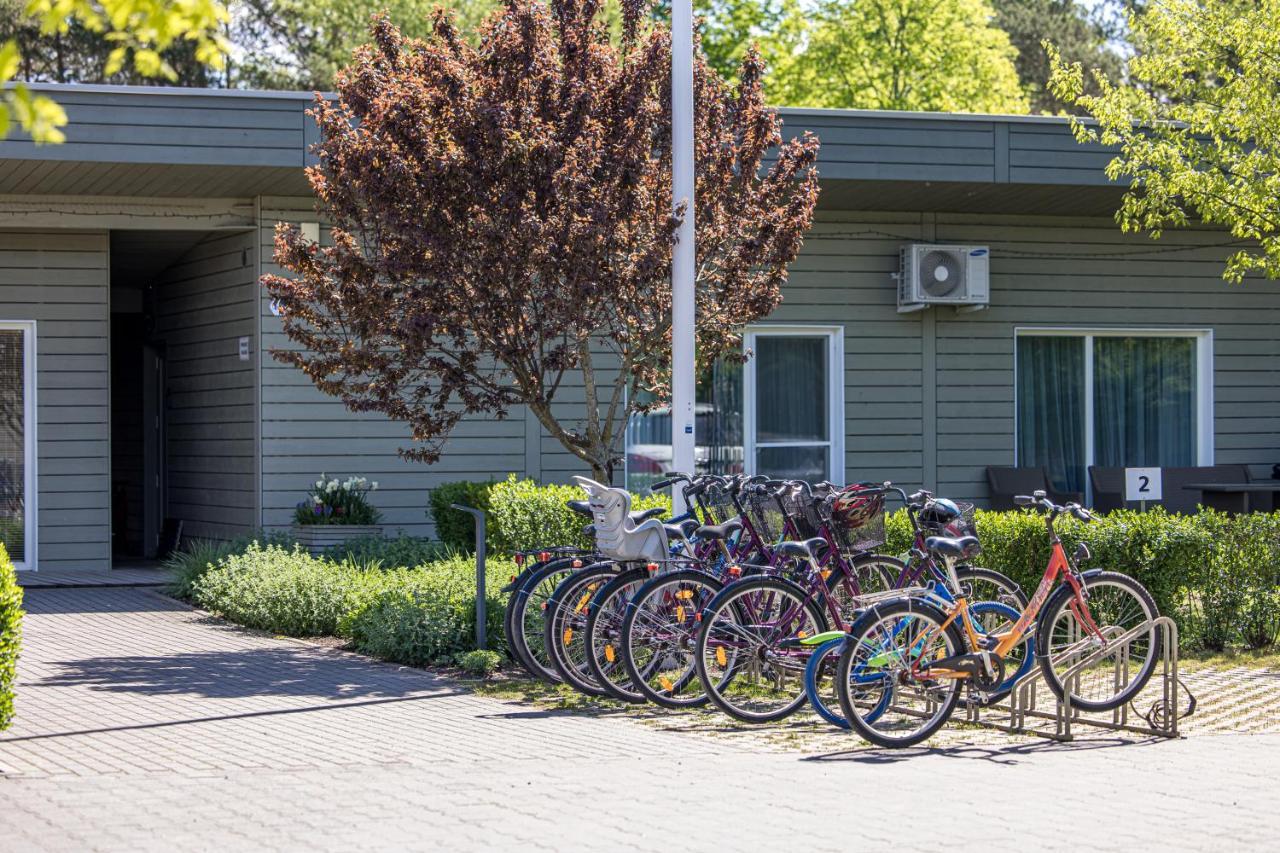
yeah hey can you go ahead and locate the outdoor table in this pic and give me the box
[1181,482,1280,514]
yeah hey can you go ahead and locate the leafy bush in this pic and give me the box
[294,474,381,526]
[192,544,390,637]
[0,543,22,731]
[889,504,1280,651]
[325,534,452,570]
[456,649,502,676]
[345,555,512,664]
[164,530,297,600]
[488,474,671,553]
[427,480,496,551]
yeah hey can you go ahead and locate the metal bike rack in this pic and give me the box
[967,616,1183,742]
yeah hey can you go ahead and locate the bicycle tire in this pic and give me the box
[585,567,651,703]
[620,568,726,708]
[1035,570,1161,713]
[508,556,580,682]
[836,597,966,748]
[695,575,828,723]
[544,562,619,697]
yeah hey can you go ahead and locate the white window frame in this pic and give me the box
[1013,327,1214,492]
[743,325,845,485]
[0,321,37,571]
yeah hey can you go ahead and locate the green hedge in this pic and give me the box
[488,474,671,552]
[427,480,497,552]
[887,506,1280,651]
[189,543,513,663]
[0,544,22,731]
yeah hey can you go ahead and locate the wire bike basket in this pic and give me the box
[820,493,887,556]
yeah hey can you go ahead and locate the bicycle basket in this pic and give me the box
[945,501,978,539]
[822,488,887,555]
[779,487,824,539]
[698,481,738,526]
[746,490,786,544]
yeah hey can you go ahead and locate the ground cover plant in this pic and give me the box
[0,543,22,730]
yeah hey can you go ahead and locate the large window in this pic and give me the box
[0,322,36,570]
[1016,329,1211,496]
[624,326,843,490]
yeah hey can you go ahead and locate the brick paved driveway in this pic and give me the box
[1,587,1275,852]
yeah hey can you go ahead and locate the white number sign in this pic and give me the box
[1124,467,1162,502]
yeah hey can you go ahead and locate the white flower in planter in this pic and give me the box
[371,481,379,490]
[327,480,339,492]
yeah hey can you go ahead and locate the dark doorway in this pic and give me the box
[109,230,208,561]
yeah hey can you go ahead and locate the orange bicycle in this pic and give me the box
[835,490,1161,748]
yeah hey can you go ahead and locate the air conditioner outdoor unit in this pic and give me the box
[897,244,990,313]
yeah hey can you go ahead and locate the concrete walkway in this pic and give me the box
[0,587,1275,852]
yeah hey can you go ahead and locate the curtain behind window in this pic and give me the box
[1017,336,1086,494]
[0,330,25,563]
[1094,337,1195,468]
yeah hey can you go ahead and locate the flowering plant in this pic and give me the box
[293,474,382,526]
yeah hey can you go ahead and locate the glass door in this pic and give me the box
[744,328,843,483]
[0,323,35,570]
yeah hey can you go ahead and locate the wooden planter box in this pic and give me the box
[291,524,384,556]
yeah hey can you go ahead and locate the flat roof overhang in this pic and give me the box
[0,83,1127,215]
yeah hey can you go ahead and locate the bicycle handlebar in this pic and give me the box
[1013,490,1094,522]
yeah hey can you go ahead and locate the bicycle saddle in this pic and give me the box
[567,500,591,517]
[924,535,981,560]
[776,537,828,561]
[694,519,742,541]
[664,519,701,541]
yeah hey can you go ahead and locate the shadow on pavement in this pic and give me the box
[803,735,1170,766]
[0,692,465,744]
[37,646,446,701]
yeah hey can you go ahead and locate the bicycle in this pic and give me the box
[802,486,1029,729]
[834,490,1160,748]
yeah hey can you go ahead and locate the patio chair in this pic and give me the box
[986,466,1083,511]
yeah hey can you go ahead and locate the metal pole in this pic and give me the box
[670,0,696,513]
[450,503,487,650]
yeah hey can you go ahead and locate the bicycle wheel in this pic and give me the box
[805,633,899,730]
[955,566,1027,609]
[544,563,619,697]
[1036,570,1160,713]
[695,576,827,723]
[836,598,965,748]
[503,559,548,665]
[824,554,904,624]
[509,557,580,682]
[621,569,725,708]
[585,567,651,703]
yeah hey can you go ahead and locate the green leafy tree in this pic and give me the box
[994,0,1123,113]
[232,0,500,90]
[1,0,229,142]
[1048,0,1280,281]
[766,0,1028,112]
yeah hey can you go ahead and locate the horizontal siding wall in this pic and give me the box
[156,230,258,541]
[0,229,110,570]
[257,200,532,537]
[781,211,1280,505]
[254,201,1280,520]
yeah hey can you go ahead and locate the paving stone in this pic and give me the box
[0,587,1276,851]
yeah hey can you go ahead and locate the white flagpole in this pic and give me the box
[670,0,696,512]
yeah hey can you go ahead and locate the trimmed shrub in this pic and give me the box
[428,480,497,551]
[325,534,451,569]
[192,544,389,637]
[455,649,503,676]
[345,555,512,664]
[164,530,297,600]
[488,474,671,553]
[0,544,22,731]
